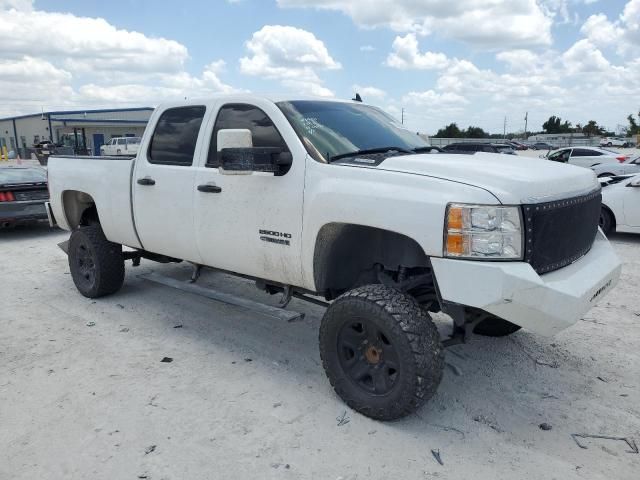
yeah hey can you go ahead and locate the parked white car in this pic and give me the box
[592,155,640,177]
[46,95,621,420]
[600,137,631,148]
[544,147,628,168]
[600,174,640,235]
[99,136,141,156]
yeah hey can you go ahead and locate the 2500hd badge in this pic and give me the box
[259,229,291,246]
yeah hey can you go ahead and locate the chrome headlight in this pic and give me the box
[444,204,523,259]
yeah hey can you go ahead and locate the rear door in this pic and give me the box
[132,105,208,263]
[193,100,305,286]
[570,148,602,167]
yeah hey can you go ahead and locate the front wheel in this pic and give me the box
[599,208,615,236]
[68,224,125,298]
[319,284,444,421]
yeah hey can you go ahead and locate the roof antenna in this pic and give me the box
[352,93,362,102]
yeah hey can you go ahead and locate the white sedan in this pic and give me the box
[600,174,640,235]
[592,155,640,178]
[544,147,628,168]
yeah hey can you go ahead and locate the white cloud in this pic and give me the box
[239,25,340,97]
[359,45,375,52]
[581,0,640,56]
[0,2,239,116]
[385,34,449,70]
[352,84,386,99]
[562,39,611,73]
[277,0,553,47]
[580,13,622,46]
[0,6,188,74]
[0,56,74,115]
[403,90,468,106]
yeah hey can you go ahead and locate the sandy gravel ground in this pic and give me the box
[1,225,639,480]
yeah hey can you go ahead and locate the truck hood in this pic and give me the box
[369,152,599,204]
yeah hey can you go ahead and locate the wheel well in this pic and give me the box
[62,190,100,229]
[313,223,429,298]
[602,204,616,227]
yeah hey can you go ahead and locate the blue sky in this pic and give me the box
[1,0,639,134]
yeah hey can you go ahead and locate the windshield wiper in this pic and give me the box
[329,146,413,162]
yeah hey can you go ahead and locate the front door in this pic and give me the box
[133,105,208,263]
[193,101,305,286]
[92,133,104,156]
[623,180,640,227]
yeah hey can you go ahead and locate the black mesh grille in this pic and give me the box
[523,189,601,274]
[13,189,49,201]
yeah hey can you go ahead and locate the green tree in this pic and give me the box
[628,113,639,135]
[582,120,603,137]
[434,123,462,138]
[464,126,487,138]
[560,120,573,133]
[542,116,562,134]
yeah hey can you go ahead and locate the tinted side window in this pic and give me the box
[148,106,206,166]
[571,149,588,157]
[207,104,289,167]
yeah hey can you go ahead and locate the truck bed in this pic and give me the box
[47,155,142,249]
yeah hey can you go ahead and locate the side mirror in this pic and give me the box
[627,178,640,187]
[217,128,291,175]
[219,147,284,174]
[217,129,253,175]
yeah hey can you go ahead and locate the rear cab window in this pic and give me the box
[148,106,206,166]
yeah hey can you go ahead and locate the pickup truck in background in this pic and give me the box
[46,95,621,420]
[99,136,141,156]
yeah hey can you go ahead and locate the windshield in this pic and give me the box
[277,101,429,162]
[0,167,46,184]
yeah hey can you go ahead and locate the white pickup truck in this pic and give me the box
[47,95,621,420]
[99,136,141,156]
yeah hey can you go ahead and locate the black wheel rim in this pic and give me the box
[599,211,607,230]
[75,242,96,288]
[337,319,400,395]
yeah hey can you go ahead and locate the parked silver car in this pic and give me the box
[591,155,640,178]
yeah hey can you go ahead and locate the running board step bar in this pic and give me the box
[139,272,305,322]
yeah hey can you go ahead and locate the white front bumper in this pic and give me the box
[431,231,621,336]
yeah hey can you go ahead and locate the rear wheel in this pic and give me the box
[68,224,125,298]
[319,284,444,421]
[599,207,614,236]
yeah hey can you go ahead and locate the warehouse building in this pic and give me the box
[0,107,154,158]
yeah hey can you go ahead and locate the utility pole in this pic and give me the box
[401,108,405,125]
[524,112,528,140]
[503,116,507,139]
